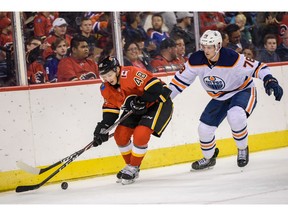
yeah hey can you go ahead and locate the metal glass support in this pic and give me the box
[193,11,200,51]
[12,12,28,86]
[111,11,124,65]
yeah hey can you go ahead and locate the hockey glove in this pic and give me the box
[93,122,109,147]
[263,74,283,101]
[130,96,147,115]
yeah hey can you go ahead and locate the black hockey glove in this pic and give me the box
[130,96,147,115]
[93,122,109,147]
[263,74,283,101]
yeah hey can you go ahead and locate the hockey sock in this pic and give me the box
[130,125,153,166]
[114,125,134,164]
[227,106,248,149]
[198,122,217,159]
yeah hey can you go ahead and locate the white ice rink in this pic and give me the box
[1,147,288,215]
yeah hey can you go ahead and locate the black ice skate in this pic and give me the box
[191,148,219,170]
[237,146,249,167]
[121,165,140,185]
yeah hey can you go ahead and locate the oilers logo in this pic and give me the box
[203,76,225,90]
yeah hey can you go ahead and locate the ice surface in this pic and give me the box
[1,147,288,215]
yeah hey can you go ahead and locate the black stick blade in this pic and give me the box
[15,184,40,193]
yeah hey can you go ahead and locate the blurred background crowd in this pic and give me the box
[1,11,288,87]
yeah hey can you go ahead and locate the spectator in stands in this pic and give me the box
[161,12,177,32]
[0,17,13,61]
[150,38,182,72]
[276,30,288,62]
[258,34,280,63]
[26,36,42,52]
[98,43,115,64]
[171,35,187,64]
[252,12,280,48]
[0,17,13,47]
[148,13,169,56]
[133,34,154,72]
[220,31,229,48]
[123,40,153,72]
[225,24,249,53]
[235,13,252,45]
[170,12,195,56]
[42,17,72,59]
[25,36,49,84]
[44,38,68,82]
[89,12,111,53]
[199,12,226,34]
[57,35,99,82]
[242,44,257,60]
[76,17,98,62]
[275,12,288,45]
[122,12,156,57]
[33,12,54,39]
[142,12,169,33]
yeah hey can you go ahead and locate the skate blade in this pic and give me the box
[237,162,248,172]
[121,179,135,185]
[239,166,247,172]
[190,166,215,172]
[116,178,122,183]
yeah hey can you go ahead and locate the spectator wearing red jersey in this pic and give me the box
[26,36,49,84]
[33,12,53,39]
[42,17,72,59]
[0,17,13,61]
[0,17,13,48]
[57,35,99,82]
[151,38,183,72]
[199,12,227,34]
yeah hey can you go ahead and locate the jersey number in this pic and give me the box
[243,57,255,68]
[134,71,147,86]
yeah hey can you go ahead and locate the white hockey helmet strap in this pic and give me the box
[200,30,223,51]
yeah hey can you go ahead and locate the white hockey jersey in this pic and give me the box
[169,48,271,101]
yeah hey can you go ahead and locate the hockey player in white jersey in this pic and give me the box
[169,30,283,170]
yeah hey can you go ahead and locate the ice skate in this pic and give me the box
[116,165,129,183]
[121,165,140,185]
[237,146,249,167]
[191,148,219,170]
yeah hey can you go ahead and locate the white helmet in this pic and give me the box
[200,30,222,51]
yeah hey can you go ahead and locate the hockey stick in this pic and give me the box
[16,141,93,193]
[16,110,132,175]
[16,132,116,175]
[15,110,133,193]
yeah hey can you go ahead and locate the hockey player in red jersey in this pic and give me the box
[93,56,173,184]
[169,30,283,170]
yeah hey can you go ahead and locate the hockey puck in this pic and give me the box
[61,182,68,190]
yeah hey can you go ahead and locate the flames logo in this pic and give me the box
[203,76,225,90]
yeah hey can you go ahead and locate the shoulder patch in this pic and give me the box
[121,70,128,78]
[100,83,106,90]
